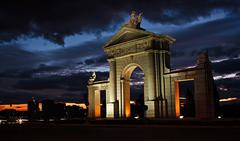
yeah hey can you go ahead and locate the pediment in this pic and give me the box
[103,26,155,48]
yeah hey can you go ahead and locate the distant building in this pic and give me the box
[0,100,88,120]
[27,97,40,120]
[42,99,56,121]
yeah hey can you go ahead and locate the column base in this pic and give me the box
[145,101,157,118]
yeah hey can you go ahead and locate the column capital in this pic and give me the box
[107,58,116,62]
[121,77,130,82]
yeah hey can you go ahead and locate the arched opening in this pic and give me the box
[130,67,144,119]
[121,64,145,118]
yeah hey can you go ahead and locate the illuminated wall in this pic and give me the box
[175,81,180,118]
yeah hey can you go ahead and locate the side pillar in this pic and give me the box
[94,90,101,118]
[108,59,118,118]
[161,50,171,118]
[88,87,101,118]
[88,86,95,118]
[145,52,157,118]
[195,53,216,119]
[106,89,114,118]
[123,78,131,118]
[154,49,170,118]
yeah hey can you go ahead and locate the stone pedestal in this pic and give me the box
[145,101,156,118]
[106,103,114,118]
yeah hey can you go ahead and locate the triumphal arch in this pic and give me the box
[88,11,218,119]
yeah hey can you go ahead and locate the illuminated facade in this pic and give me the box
[88,12,218,119]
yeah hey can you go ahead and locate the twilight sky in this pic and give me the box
[0,0,240,103]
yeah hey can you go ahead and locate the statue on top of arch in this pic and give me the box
[125,11,143,29]
[88,72,96,84]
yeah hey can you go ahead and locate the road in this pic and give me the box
[0,123,239,141]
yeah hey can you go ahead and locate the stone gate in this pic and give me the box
[87,11,218,119]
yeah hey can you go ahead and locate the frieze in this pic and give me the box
[104,40,152,58]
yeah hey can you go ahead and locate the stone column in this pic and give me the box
[123,78,131,118]
[88,86,95,118]
[108,59,117,118]
[109,59,116,102]
[106,88,114,118]
[162,51,171,118]
[154,51,160,118]
[120,78,124,118]
[145,52,157,118]
[146,52,156,100]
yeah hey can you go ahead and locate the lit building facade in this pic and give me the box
[88,11,218,119]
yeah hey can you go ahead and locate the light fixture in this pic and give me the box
[17,119,23,124]
[134,116,139,119]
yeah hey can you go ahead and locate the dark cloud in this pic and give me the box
[84,55,107,65]
[0,36,109,73]
[212,58,240,74]
[0,64,65,79]
[14,72,91,90]
[0,88,86,103]
[34,64,63,72]
[94,72,109,81]
[191,45,240,58]
[171,50,185,58]
[46,38,108,61]
[0,0,239,45]
[170,16,240,68]
[0,72,89,103]
[56,93,87,103]
[215,78,240,99]
[0,44,45,72]
[0,71,110,103]
[171,16,240,50]
[0,90,44,103]
[0,0,240,104]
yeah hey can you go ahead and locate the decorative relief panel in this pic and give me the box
[104,39,152,58]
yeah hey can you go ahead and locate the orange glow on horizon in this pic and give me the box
[0,104,28,111]
[219,97,239,102]
[175,81,180,118]
[65,103,87,109]
[0,102,87,112]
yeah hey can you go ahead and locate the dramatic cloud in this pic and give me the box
[171,16,240,49]
[0,36,109,73]
[169,15,240,68]
[0,44,46,72]
[212,58,240,74]
[0,1,240,104]
[84,55,107,66]
[0,0,239,45]
[191,46,240,59]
